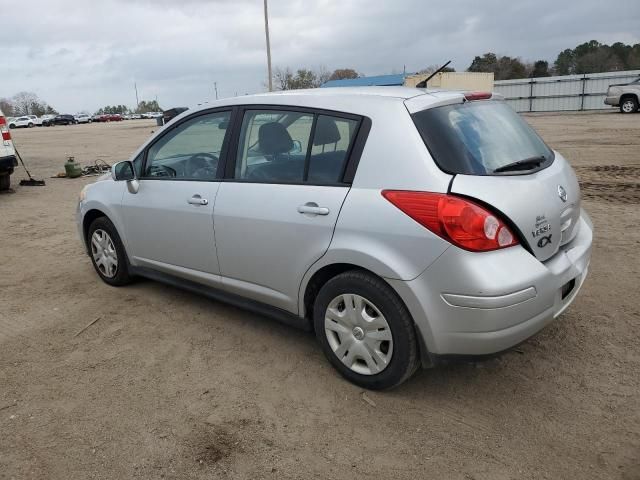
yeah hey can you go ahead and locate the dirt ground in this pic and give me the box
[1,112,639,479]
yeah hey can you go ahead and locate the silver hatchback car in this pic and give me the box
[77,87,592,389]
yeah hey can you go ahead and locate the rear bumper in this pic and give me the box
[604,95,620,106]
[388,209,593,357]
[0,154,18,172]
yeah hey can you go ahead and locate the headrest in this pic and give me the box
[259,122,293,155]
[313,116,341,145]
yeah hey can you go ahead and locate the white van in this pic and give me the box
[0,107,18,190]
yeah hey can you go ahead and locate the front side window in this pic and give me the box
[234,110,359,184]
[144,111,231,180]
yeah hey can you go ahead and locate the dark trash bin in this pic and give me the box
[163,107,188,125]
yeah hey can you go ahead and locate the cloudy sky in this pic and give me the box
[2,0,639,113]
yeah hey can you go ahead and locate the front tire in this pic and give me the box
[87,217,133,286]
[313,270,419,390]
[620,96,639,114]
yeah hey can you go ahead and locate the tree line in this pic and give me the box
[0,92,58,117]
[95,100,162,115]
[0,94,164,117]
[274,40,640,88]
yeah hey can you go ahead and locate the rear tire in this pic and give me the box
[313,270,419,390]
[620,96,639,114]
[0,174,10,191]
[87,217,133,286]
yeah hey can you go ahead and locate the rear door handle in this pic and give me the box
[188,194,208,206]
[298,202,329,216]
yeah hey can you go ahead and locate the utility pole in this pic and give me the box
[214,82,218,100]
[134,82,139,109]
[263,0,273,91]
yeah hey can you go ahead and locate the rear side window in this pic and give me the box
[234,110,360,184]
[235,110,313,182]
[307,115,358,183]
[412,101,553,175]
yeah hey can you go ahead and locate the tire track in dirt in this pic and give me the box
[575,164,640,204]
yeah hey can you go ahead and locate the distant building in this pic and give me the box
[321,72,494,91]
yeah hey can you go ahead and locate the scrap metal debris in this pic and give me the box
[73,316,102,337]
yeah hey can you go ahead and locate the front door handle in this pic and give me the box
[187,194,208,206]
[298,202,329,216]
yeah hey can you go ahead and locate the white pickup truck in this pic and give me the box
[605,77,640,113]
[0,107,18,190]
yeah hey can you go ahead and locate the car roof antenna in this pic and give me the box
[415,60,452,89]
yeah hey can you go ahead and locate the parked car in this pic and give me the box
[0,108,18,190]
[130,114,142,120]
[75,114,92,124]
[107,114,123,122]
[604,76,640,113]
[40,114,56,126]
[8,116,35,128]
[49,114,77,126]
[92,114,104,122]
[77,87,593,389]
[25,115,43,126]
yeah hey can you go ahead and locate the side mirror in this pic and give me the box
[112,160,136,181]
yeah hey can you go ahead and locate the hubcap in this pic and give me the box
[91,229,118,278]
[324,294,393,375]
[622,101,634,113]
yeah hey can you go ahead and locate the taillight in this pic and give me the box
[381,190,518,252]
[0,117,11,142]
[464,91,492,101]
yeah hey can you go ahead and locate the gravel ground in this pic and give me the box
[0,112,639,479]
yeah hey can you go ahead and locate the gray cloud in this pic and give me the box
[1,0,638,112]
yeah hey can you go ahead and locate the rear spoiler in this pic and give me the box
[405,91,504,114]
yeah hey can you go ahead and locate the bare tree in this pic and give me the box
[12,91,41,115]
[316,66,331,86]
[0,98,15,116]
[272,67,293,90]
[271,66,332,90]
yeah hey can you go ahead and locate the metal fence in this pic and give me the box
[493,70,640,112]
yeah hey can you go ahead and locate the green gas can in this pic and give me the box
[65,156,83,178]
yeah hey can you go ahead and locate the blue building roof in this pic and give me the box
[321,73,406,88]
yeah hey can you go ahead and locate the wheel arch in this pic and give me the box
[300,261,434,368]
[82,208,108,253]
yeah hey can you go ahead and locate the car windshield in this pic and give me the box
[412,101,554,175]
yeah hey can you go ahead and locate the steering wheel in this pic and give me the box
[185,152,219,178]
[148,164,177,177]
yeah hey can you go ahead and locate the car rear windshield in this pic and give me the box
[411,101,554,175]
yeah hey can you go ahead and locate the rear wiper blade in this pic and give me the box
[493,155,546,173]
